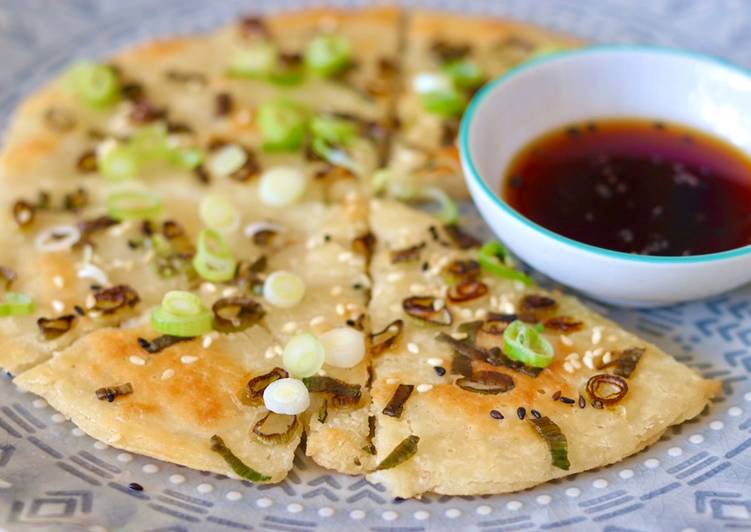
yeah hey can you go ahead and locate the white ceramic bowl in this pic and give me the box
[460,45,751,307]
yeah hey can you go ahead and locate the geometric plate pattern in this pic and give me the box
[1,1,751,530]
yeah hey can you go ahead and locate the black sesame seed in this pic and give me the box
[531,409,542,419]
[324,234,332,242]
[352,283,363,290]
[559,396,576,405]
[90,284,102,291]
[421,261,429,272]
[128,482,144,491]
[346,319,356,326]
[434,366,446,376]
[490,409,504,420]
[552,390,561,401]
[73,305,85,316]
[137,338,150,349]
[509,175,523,189]
[578,394,586,408]
[516,407,526,420]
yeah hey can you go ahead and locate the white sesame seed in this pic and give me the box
[560,335,573,346]
[407,342,420,354]
[593,347,604,357]
[161,369,175,380]
[282,321,297,333]
[181,355,198,364]
[460,308,473,319]
[51,299,65,313]
[607,334,618,342]
[129,356,145,366]
[416,384,433,393]
[85,293,96,309]
[330,285,342,296]
[602,351,612,365]
[433,298,445,311]
[451,332,468,340]
[583,355,595,369]
[310,315,325,326]
[200,282,217,294]
[426,358,443,366]
[409,283,425,293]
[273,344,283,355]
[202,336,213,349]
[222,287,238,297]
[338,252,353,262]
[475,308,487,319]
[335,304,346,315]
[386,378,398,385]
[264,347,275,360]
[52,275,65,288]
[346,303,359,312]
[563,362,574,373]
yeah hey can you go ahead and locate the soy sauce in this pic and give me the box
[502,119,751,256]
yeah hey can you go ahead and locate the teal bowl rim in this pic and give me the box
[459,44,751,264]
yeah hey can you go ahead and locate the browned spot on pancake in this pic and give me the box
[2,136,60,173]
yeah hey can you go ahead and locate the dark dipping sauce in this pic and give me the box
[502,118,751,256]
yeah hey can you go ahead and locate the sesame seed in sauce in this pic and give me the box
[531,409,542,419]
[490,409,504,420]
[434,366,446,376]
[129,356,146,366]
[181,355,198,365]
[161,369,175,380]
[517,407,526,420]
[407,342,419,354]
[416,384,433,393]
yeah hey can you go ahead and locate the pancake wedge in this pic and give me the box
[365,199,718,498]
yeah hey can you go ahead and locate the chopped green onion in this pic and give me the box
[310,115,357,144]
[199,194,238,231]
[420,88,467,117]
[311,137,362,174]
[503,320,554,368]
[258,167,307,207]
[258,100,307,151]
[151,290,213,337]
[282,333,325,378]
[68,62,120,107]
[129,124,169,160]
[228,43,278,77]
[210,435,271,482]
[441,59,484,89]
[305,33,351,77]
[375,435,419,471]
[105,190,162,221]
[206,144,248,178]
[477,241,534,285]
[193,229,237,282]
[98,144,139,181]
[168,146,204,170]
[529,416,570,470]
[263,378,311,415]
[0,292,35,317]
[320,327,365,369]
[252,412,299,444]
[419,186,459,225]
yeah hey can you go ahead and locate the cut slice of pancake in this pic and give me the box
[365,199,718,498]
[387,11,581,199]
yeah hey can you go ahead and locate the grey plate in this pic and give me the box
[1,1,751,531]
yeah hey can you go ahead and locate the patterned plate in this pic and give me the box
[2,1,751,530]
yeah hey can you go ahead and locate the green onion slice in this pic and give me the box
[0,292,35,317]
[192,229,237,282]
[209,435,271,482]
[302,376,362,407]
[251,412,299,445]
[305,33,352,77]
[477,241,534,285]
[502,320,554,368]
[228,43,279,77]
[258,100,308,151]
[129,124,170,160]
[168,146,204,170]
[419,186,459,225]
[375,435,419,471]
[151,290,213,337]
[199,194,238,231]
[420,88,467,117]
[68,62,120,107]
[529,416,570,470]
[99,145,139,181]
[105,190,162,221]
[441,59,485,89]
[311,115,357,145]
